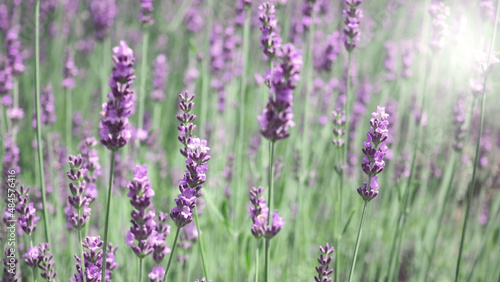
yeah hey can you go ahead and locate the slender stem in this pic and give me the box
[347,201,368,282]
[265,141,275,282]
[455,1,500,279]
[101,38,110,104]
[335,171,343,282]
[194,206,209,279]
[34,0,50,246]
[137,29,150,136]
[65,88,72,151]
[139,258,143,282]
[255,240,260,282]
[163,227,181,281]
[77,227,86,282]
[101,151,116,282]
[424,152,458,281]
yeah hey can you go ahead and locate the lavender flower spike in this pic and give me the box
[62,47,78,90]
[248,187,284,239]
[343,0,363,52]
[357,106,389,202]
[140,0,154,25]
[149,265,165,282]
[258,44,303,141]
[151,54,168,102]
[126,164,157,258]
[99,40,136,151]
[315,243,335,282]
[258,2,282,59]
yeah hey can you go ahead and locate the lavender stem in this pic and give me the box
[101,151,116,282]
[34,0,51,246]
[65,88,72,150]
[139,258,143,282]
[163,227,181,281]
[347,201,368,282]
[455,0,500,279]
[194,206,209,278]
[77,225,86,282]
[264,141,275,282]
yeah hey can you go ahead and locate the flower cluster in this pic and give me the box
[24,246,40,268]
[0,55,12,96]
[79,137,101,201]
[105,243,119,279]
[99,40,136,151]
[153,212,171,264]
[72,236,104,281]
[15,186,39,236]
[331,109,345,148]
[37,243,57,281]
[258,43,302,141]
[125,164,157,258]
[66,154,92,230]
[149,265,165,282]
[301,0,318,30]
[3,249,18,280]
[235,0,252,27]
[400,40,414,78]
[62,46,79,90]
[314,31,341,72]
[5,28,24,75]
[170,92,211,228]
[140,0,154,25]
[184,0,204,34]
[452,97,466,151]
[89,0,116,41]
[32,83,56,129]
[151,54,168,102]
[248,187,284,239]
[357,106,389,202]
[314,243,334,282]
[259,3,282,59]
[343,0,363,52]
[428,1,450,52]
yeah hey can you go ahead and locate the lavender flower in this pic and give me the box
[357,106,389,202]
[151,54,168,102]
[332,109,346,148]
[32,83,56,128]
[2,249,17,280]
[428,1,450,52]
[153,212,171,264]
[343,0,363,52]
[149,265,165,282]
[38,243,57,281]
[452,97,466,151]
[314,31,341,72]
[79,137,101,201]
[248,187,284,239]
[72,236,104,281]
[99,40,136,151]
[0,55,13,97]
[5,28,24,75]
[301,0,318,30]
[66,154,92,230]
[258,43,302,141]
[62,47,78,90]
[126,164,157,258]
[259,3,282,59]
[24,246,40,268]
[105,243,119,280]
[140,0,154,25]
[15,186,40,236]
[184,0,204,34]
[89,0,116,41]
[235,0,252,27]
[401,40,414,78]
[314,243,334,282]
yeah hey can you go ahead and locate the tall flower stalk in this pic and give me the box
[99,40,136,282]
[34,0,51,246]
[455,0,500,279]
[164,91,211,281]
[348,107,389,282]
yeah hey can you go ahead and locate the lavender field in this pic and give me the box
[1,0,500,281]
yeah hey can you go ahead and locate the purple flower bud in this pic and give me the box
[62,47,78,90]
[151,54,168,102]
[89,0,116,41]
[149,265,165,282]
[24,246,40,268]
[343,0,363,52]
[140,0,154,25]
[314,243,334,282]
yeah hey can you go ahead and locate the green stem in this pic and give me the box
[255,240,260,282]
[66,88,72,151]
[101,38,110,104]
[163,227,181,281]
[101,151,116,282]
[347,201,368,282]
[335,171,343,282]
[194,206,209,279]
[139,258,143,282]
[423,152,458,281]
[34,0,51,246]
[137,29,150,137]
[455,1,500,279]
[265,141,275,282]
[200,0,212,138]
[78,227,86,282]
